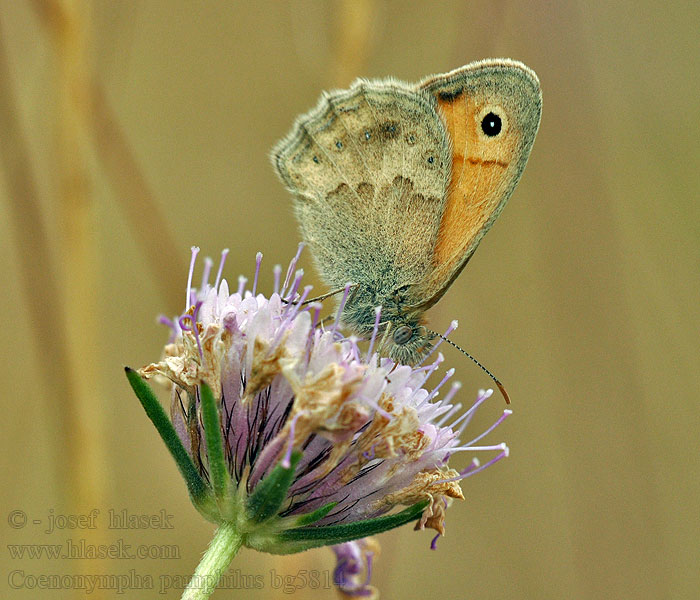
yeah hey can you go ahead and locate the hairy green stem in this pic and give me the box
[181,522,242,600]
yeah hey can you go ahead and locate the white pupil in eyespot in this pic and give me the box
[481,112,502,136]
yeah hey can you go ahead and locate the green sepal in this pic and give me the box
[291,501,338,527]
[124,368,212,508]
[246,451,302,523]
[199,382,230,503]
[272,500,429,553]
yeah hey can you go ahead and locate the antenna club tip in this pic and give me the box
[496,381,511,404]
[450,319,459,328]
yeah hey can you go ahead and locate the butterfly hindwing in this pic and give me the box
[273,79,451,292]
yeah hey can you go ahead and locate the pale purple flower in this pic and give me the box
[332,538,380,599]
[136,246,511,595]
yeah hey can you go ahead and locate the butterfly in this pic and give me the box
[272,59,541,366]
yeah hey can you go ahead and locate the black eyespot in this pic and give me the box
[427,156,434,164]
[312,155,319,164]
[364,131,371,140]
[481,112,502,136]
[335,140,343,149]
[393,325,413,345]
[379,122,399,141]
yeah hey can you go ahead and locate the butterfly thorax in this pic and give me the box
[340,282,433,365]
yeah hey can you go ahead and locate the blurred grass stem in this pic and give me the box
[32,0,186,303]
[50,0,108,511]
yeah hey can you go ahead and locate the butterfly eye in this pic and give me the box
[393,325,413,345]
[481,112,502,137]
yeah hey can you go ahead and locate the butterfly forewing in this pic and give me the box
[413,60,542,308]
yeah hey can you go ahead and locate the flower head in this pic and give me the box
[128,246,510,595]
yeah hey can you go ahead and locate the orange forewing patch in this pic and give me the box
[429,93,513,286]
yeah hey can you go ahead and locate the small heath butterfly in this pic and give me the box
[272,59,541,365]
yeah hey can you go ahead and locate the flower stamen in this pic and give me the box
[461,409,513,448]
[333,282,354,334]
[178,300,204,362]
[281,411,307,469]
[251,251,262,295]
[426,366,455,402]
[214,248,230,290]
[200,256,213,292]
[419,319,458,366]
[281,242,305,297]
[186,246,200,310]
[273,264,282,295]
[365,306,383,361]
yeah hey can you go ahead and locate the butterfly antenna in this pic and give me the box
[427,328,510,404]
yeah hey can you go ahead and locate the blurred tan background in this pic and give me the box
[1,1,698,599]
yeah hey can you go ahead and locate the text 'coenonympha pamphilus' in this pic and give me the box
[272,59,541,366]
